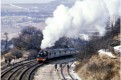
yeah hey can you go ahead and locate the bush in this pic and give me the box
[4,52,16,60]
[28,49,38,59]
[12,27,43,51]
[11,50,23,59]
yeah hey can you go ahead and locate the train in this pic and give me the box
[36,48,79,63]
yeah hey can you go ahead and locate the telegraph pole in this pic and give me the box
[4,32,8,52]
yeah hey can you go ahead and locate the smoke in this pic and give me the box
[41,0,121,49]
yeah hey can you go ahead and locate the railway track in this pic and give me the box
[67,64,77,80]
[61,64,67,80]
[61,63,77,80]
[1,60,43,80]
[1,60,35,77]
[18,63,43,80]
[1,58,77,80]
[1,59,28,70]
[1,59,34,74]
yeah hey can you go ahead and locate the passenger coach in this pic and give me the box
[36,48,79,63]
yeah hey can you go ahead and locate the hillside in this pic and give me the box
[75,54,120,80]
[74,18,120,80]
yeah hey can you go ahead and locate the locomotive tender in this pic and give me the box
[36,48,79,62]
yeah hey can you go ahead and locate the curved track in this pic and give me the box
[1,60,35,77]
[1,58,77,80]
[1,59,34,75]
[61,63,77,80]
[61,64,67,80]
[1,60,43,80]
[67,65,77,80]
[1,59,28,70]
[18,63,43,80]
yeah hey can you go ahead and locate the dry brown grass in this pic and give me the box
[75,55,120,80]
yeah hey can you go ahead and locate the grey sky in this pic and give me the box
[2,0,55,4]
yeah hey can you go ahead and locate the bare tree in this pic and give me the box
[12,27,43,51]
[52,37,71,48]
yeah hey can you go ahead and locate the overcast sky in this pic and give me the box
[2,0,55,4]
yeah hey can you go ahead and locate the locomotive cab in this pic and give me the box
[36,50,48,63]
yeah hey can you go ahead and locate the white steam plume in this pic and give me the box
[41,0,121,49]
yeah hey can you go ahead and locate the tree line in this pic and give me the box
[2,18,120,60]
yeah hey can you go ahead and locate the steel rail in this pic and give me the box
[1,60,36,80]
[18,63,43,80]
[61,64,67,80]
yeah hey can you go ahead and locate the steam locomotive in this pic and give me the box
[36,48,79,63]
